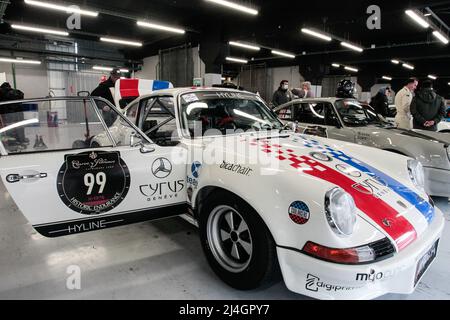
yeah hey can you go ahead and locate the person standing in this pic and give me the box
[394,78,418,129]
[370,87,391,118]
[292,81,315,98]
[272,80,293,108]
[91,68,122,126]
[410,80,446,132]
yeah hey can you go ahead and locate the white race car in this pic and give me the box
[0,89,444,300]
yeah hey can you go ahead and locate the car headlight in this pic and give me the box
[325,188,357,236]
[407,159,425,192]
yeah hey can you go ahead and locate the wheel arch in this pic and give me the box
[194,185,276,241]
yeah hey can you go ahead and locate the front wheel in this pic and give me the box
[199,191,279,290]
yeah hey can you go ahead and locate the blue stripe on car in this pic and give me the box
[152,80,170,91]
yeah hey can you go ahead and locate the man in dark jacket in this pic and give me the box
[0,82,28,146]
[370,87,391,118]
[91,68,121,126]
[272,80,293,108]
[410,80,446,131]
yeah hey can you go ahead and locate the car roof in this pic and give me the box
[274,97,349,111]
[134,87,257,99]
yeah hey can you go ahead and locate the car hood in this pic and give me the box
[360,125,450,146]
[210,132,435,251]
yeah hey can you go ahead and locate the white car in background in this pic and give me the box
[0,89,444,300]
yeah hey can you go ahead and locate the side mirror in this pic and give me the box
[130,131,143,148]
[130,131,156,153]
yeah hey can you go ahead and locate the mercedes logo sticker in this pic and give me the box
[152,158,172,179]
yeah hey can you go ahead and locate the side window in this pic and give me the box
[295,103,326,125]
[141,97,179,147]
[125,102,139,125]
[295,103,339,127]
[0,99,114,154]
[276,105,293,120]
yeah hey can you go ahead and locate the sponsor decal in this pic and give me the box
[191,161,202,179]
[306,274,361,292]
[140,180,185,202]
[351,177,390,199]
[356,268,403,283]
[187,161,202,189]
[288,201,310,225]
[219,161,253,176]
[383,218,393,227]
[310,152,332,162]
[335,164,362,178]
[57,151,130,215]
[152,158,172,179]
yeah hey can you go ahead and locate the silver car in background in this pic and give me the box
[275,98,450,197]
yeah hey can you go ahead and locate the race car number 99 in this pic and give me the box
[57,151,131,215]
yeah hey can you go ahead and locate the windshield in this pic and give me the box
[180,91,283,137]
[335,100,386,127]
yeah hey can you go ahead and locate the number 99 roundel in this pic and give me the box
[57,151,131,215]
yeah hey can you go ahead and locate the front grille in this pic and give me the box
[370,237,396,261]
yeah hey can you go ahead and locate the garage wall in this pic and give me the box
[135,47,205,83]
[0,58,50,99]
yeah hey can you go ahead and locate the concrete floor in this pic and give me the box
[0,181,449,300]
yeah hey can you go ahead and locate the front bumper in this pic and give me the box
[424,167,450,197]
[276,208,445,300]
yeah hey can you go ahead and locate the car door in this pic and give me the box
[0,97,187,238]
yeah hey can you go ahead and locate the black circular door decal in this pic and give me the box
[57,151,131,215]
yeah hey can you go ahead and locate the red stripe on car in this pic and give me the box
[119,79,140,98]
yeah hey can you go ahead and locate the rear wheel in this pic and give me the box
[199,191,278,290]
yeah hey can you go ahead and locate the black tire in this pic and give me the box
[199,190,279,290]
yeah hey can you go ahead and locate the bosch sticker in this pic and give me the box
[289,201,310,225]
[57,151,130,215]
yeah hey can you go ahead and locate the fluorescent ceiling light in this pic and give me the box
[331,63,340,68]
[432,30,449,45]
[0,57,41,64]
[137,21,185,34]
[341,41,364,52]
[391,59,400,64]
[402,63,415,70]
[405,10,430,29]
[428,74,437,80]
[100,37,143,47]
[225,57,248,64]
[11,24,69,36]
[204,0,258,15]
[382,76,393,81]
[344,66,358,72]
[93,66,129,73]
[24,0,98,17]
[272,50,296,58]
[301,28,332,41]
[229,41,260,51]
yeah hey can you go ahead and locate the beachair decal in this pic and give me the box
[57,151,130,215]
[250,137,418,251]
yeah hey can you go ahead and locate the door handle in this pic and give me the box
[6,173,47,183]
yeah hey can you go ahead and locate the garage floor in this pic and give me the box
[0,181,449,300]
